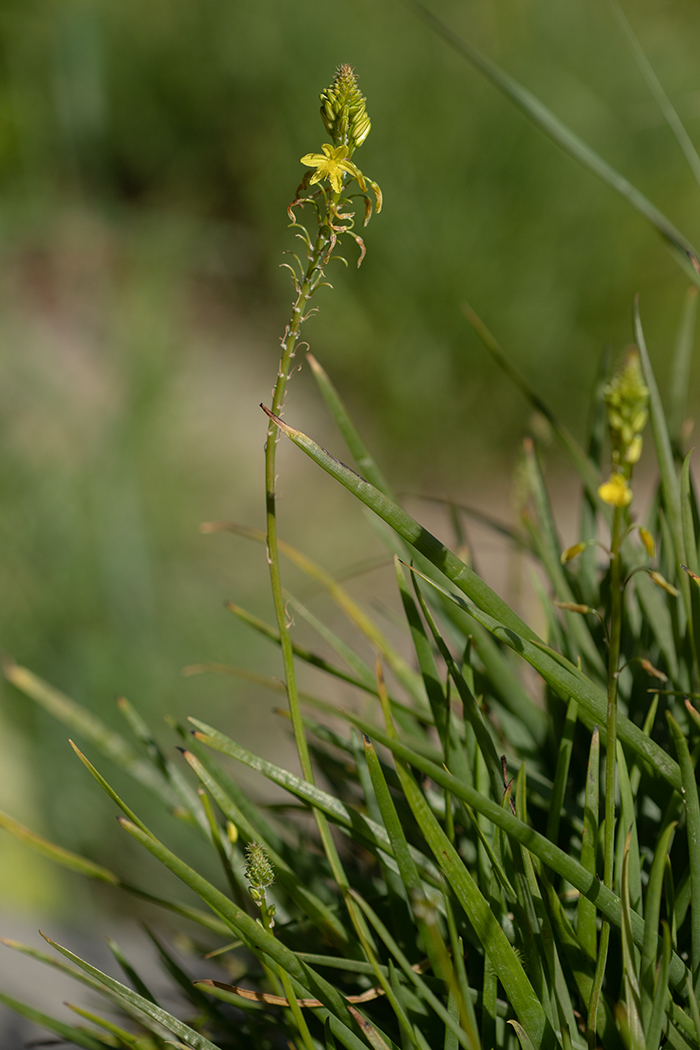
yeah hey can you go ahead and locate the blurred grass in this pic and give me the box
[0,0,699,910]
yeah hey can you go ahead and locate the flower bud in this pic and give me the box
[320,64,371,151]
[603,348,649,468]
[245,841,275,905]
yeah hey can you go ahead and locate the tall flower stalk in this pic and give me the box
[587,348,649,1046]
[262,65,381,782]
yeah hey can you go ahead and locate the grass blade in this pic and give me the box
[609,0,700,191]
[404,0,700,278]
[546,697,577,846]
[307,352,392,496]
[180,747,352,947]
[668,711,700,996]
[461,305,604,507]
[391,758,555,1050]
[1,659,178,807]
[0,989,111,1050]
[41,933,223,1050]
[668,288,699,448]
[641,822,677,1030]
[577,727,599,962]
[647,923,672,1050]
[113,819,369,1047]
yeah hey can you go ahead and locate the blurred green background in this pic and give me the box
[0,0,699,913]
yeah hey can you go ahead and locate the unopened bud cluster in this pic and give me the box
[598,348,649,508]
[320,64,371,151]
[603,347,649,468]
[245,841,275,908]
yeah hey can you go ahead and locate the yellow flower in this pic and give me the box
[300,144,359,194]
[598,472,632,508]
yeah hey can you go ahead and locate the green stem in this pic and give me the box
[264,189,371,936]
[265,213,334,781]
[587,504,623,1047]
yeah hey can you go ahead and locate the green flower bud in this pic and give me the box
[245,841,275,906]
[603,347,649,468]
[319,64,371,151]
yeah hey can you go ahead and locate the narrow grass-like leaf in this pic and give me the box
[116,696,205,830]
[641,822,677,1031]
[404,0,700,277]
[634,303,696,665]
[633,569,680,681]
[263,407,683,787]
[180,747,351,947]
[682,452,699,576]
[522,438,604,675]
[460,307,603,507]
[113,820,368,1047]
[189,720,440,884]
[0,808,119,884]
[261,407,540,642]
[41,933,222,1050]
[225,601,393,698]
[0,989,112,1050]
[411,574,503,799]
[210,521,426,706]
[389,759,555,1049]
[70,740,152,837]
[620,832,645,1050]
[509,1020,538,1050]
[546,697,577,845]
[106,936,157,1004]
[65,1002,145,1048]
[577,727,599,962]
[615,743,642,915]
[669,288,699,447]
[1,659,178,807]
[307,352,392,495]
[407,565,682,790]
[668,711,700,995]
[609,0,700,191]
[394,557,449,748]
[348,889,480,1050]
[265,708,690,990]
[648,922,672,1050]
[362,733,445,983]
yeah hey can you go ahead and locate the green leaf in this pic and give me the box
[348,889,480,1050]
[609,0,700,192]
[546,697,577,846]
[189,719,440,883]
[0,989,112,1050]
[1,660,178,808]
[409,565,682,790]
[113,819,371,1049]
[307,351,393,495]
[646,923,672,1050]
[0,808,119,884]
[620,833,645,1050]
[577,727,599,963]
[641,823,677,1031]
[668,712,700,996]
[41,933,223,1050]
[405,0,700,278]
[460,307,603,508]
[263,407,682,789]
[522,438,604,675]
[180,747,351,947]
[668,288,699,447]
[212,521,427,707]
[389,760,555,1050]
